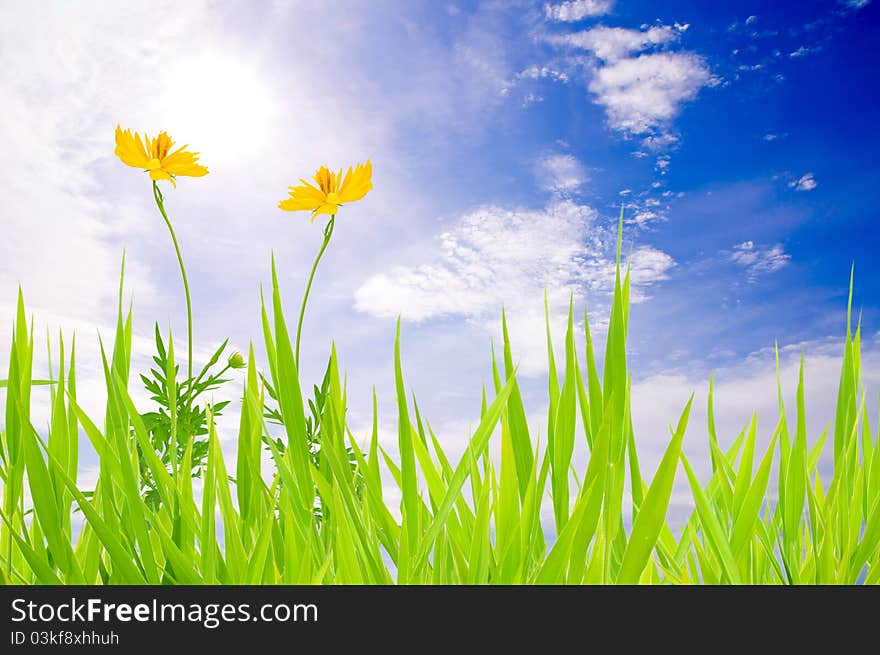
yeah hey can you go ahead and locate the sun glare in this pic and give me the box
[160,54,273,162]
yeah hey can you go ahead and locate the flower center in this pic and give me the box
[146,158,162,170]
[326,192,340,204]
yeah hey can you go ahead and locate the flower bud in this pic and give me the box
[228,352,246,369]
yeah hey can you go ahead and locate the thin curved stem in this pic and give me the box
[295,215,335,367]
[152,182,193,390]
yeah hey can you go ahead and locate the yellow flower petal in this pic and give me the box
[114,126,207,184]
[278,181,326,212]
[163,160,209,177]
[337,160,373,204]
[279,196,321,212]
[114,125,151,169]
[162,146,208,177]
[293,181,327,203]
[313,167,326,192]
[149,168,177,187]
[280,160,372,217]
[154,132,173,159]
[311,202,338,221]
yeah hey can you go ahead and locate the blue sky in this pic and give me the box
[1,0,878,509]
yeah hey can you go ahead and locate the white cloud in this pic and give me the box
[627,247,676,290]
[625,194,670,227]
[552,25,679,61]
[516,65,570,83]
[631,210,659,226]
[642,133,680,151]
[535,153,588,192]
[548,23,713,144]
[354,200,674,374]
[588,52,712,136]
[544,0,614,22]
[745,15,758,26]
[843,0,871,9]
[355,201,598,324]
[731,241,791,279]
[789,45,822,58]
[789,173,818,191]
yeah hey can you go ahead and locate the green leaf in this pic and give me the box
[617,396,692,584]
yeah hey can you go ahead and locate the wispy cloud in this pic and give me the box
[789,173,818,191]
[354,200,673,374]
[624,193,677,227]
[548,24,713,143]
[550,25,680,61]
[588,52,713,137]
[516,64,570,83]
[544,0,614,22]
[355,201,599,324]
[730,241,791,279]
[789,45,822,58]
[535,153,588,193]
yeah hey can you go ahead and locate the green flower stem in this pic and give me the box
[152,181,194,392]
[295,215,335,368]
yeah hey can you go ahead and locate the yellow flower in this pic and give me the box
[279,161,373,221]
[114,125,208,187]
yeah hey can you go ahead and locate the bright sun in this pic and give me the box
[160,54,273,163]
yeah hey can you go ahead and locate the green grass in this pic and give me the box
[1,231,878,585]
